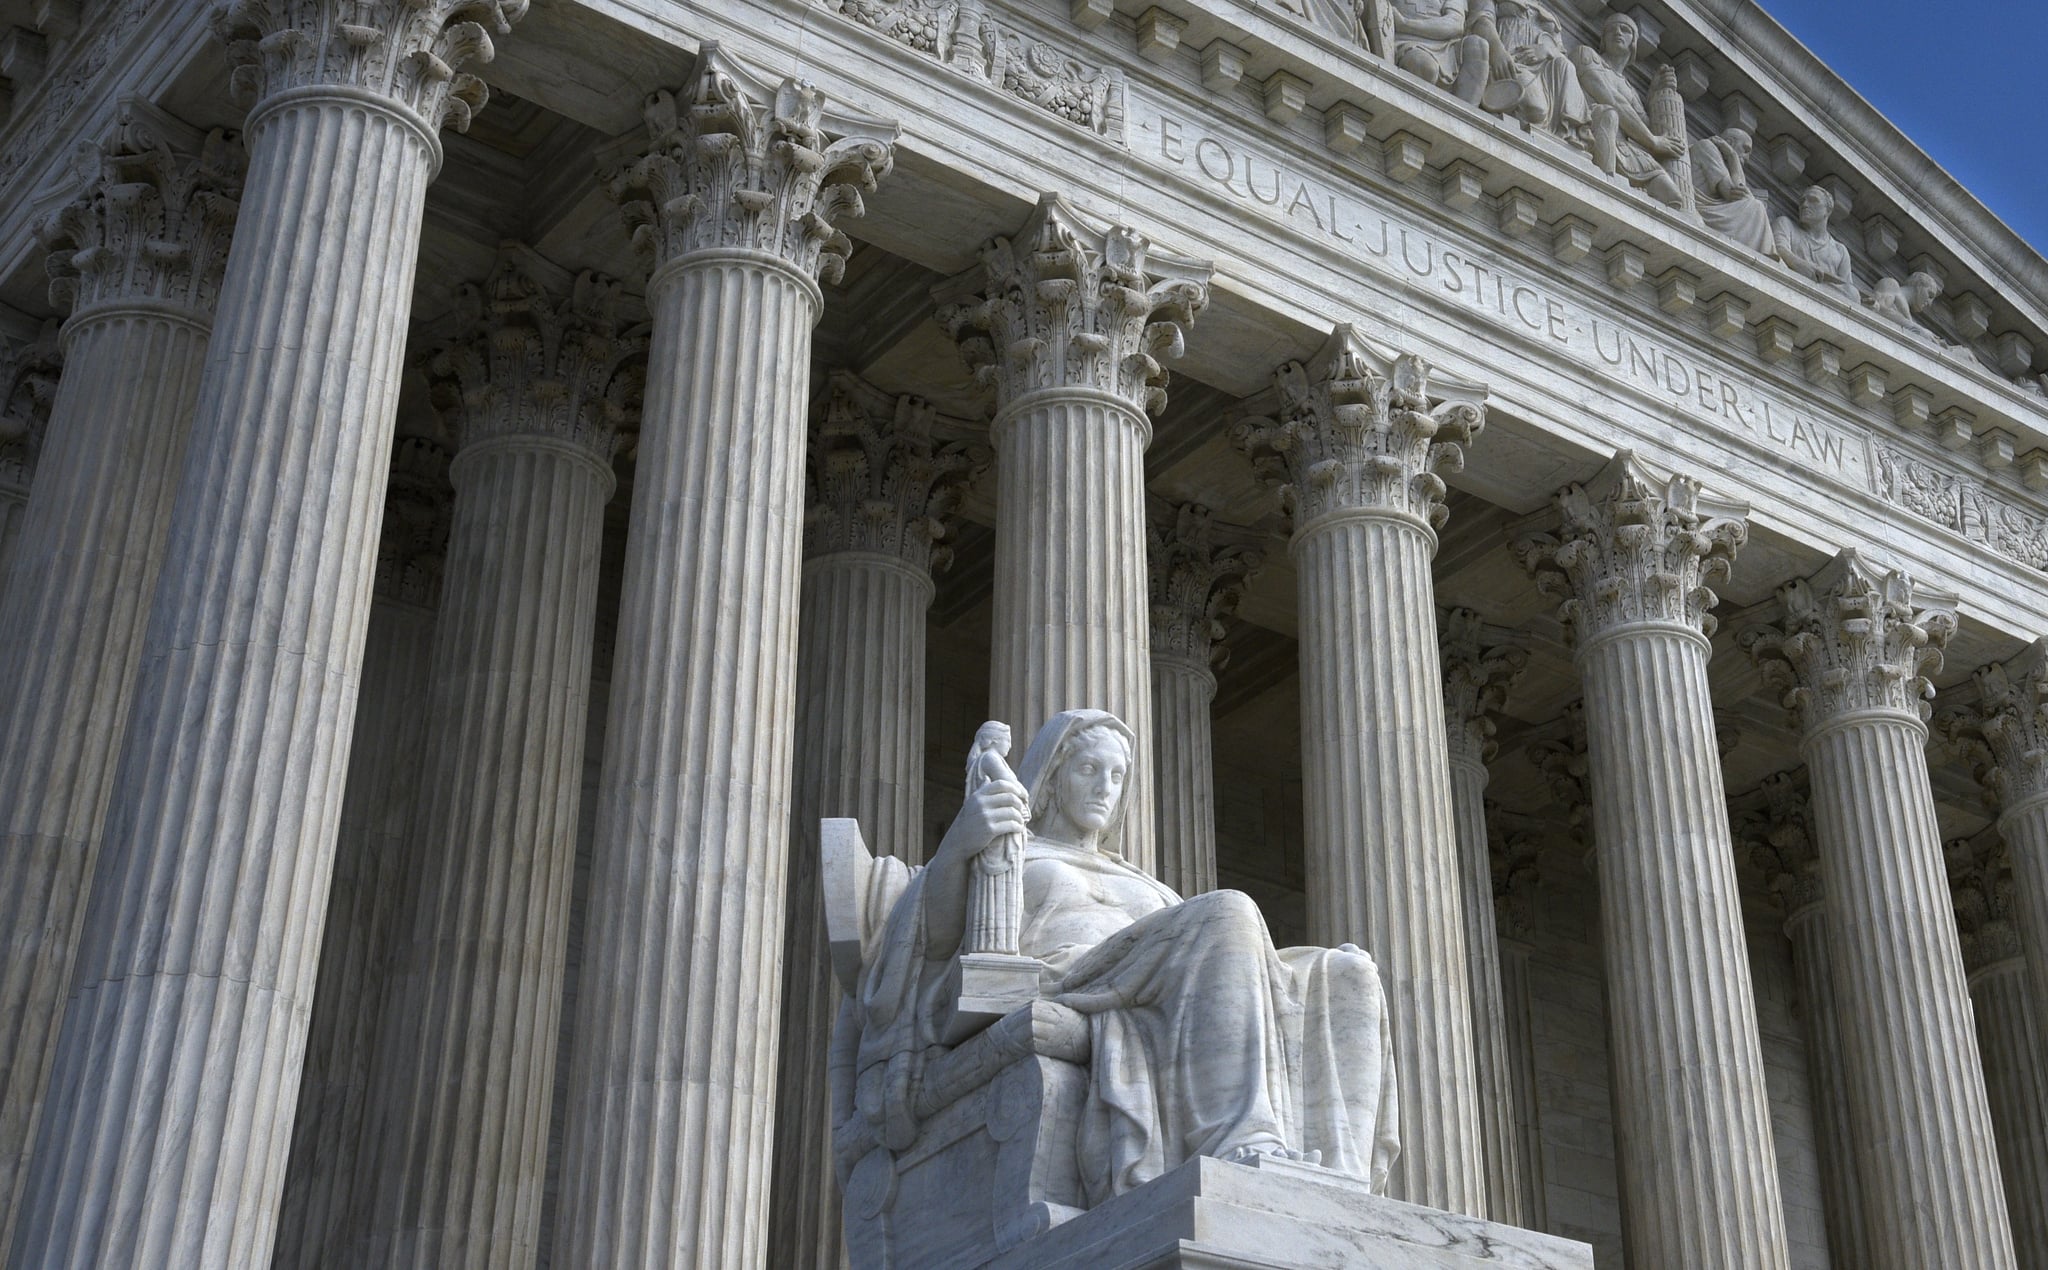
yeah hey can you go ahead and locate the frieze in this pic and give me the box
[821,0,1124,140]
[1873,444,2048,571]
[0,0,158,193]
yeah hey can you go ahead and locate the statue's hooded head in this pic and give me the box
[1014,709,1139,857]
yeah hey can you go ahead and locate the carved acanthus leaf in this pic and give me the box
[1440,608,1526,767]
[1733,770,1824,918]
[805,371,989,571]
[1740,550,1956,733]
[1513,451,1746,645]
[426,247,640,463]
[1948,835,2023,974]
[0,322,64,486]
[1873,444,2048,572]
[936,193,1210,417]
[38,99,244,320]
[604,43,896,286]
[375,427,452,606]
[1147,503,1264,672]
[1933,638,2048,815]
[1233,324,1486,532]
[1487,814,1542,941]
[1525,702,1592,863]
[211,0,526,133]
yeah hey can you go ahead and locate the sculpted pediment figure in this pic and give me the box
[1774,184,1862,301]
[826,710,1399,1267]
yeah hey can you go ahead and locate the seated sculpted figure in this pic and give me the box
[1390,0,1492,106]
[1690,127,1776,257]
[1774,185,1862,300]
[1570,14,1687,208]
[1866,270,1944,339]
[836,709,1400,1214]
[1491,0,1586,135]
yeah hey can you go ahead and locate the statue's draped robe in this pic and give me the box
[836,840,1400,1208]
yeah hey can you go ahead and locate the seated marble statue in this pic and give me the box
[1390,0,1492,106]
[836,709,1400,1212]
[1690,128,1776,257]
[1569,14,1687,208]
[1774,185,1862,301]
[1866,270,1944,339]
[1490,0,1586,135]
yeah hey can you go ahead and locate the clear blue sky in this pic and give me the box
[1755,0,2048,255]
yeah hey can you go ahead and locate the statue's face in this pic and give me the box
[1801,187,1831,224]
[1054,731,1130,834]
[1601,17,1635,57]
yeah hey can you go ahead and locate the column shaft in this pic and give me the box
[554,254,814,1268]
[2001,798,2048,1036]
[1804,714,2015,1268]
[1151,658,1218,898]
[1297,512,1482,1212]
[1578,624,1789,1268]
[769,552,933,1270]
[1782,905,1871,1268]
[0,306,209,1234]
[1497,941,1547,1228]
[1971,960,2048,1270]
[1447,752,1524,1226]
[991,391,1154,874]
[271,592,436,1269]
[8,95,436,1269]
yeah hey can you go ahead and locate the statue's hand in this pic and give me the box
[957,777,1029,853]
[1649,132,1683,160]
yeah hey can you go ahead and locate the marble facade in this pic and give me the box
[0,0,2041,1266]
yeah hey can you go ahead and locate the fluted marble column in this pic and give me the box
[272,430,447,1270]
[1740,771,1870,1268]
[767,372,983,1270]
[1146,502,1261,899]
[937,195,1209,878]
[1745,550,2016,1269]
[0,104,241,1246]
[1516,452,1791,1269]
[7,5,522,1264]
[1490,830,1548,1231]
[1440,610,1529,1226]
[0,329,59,576]
[1952,837,2048,1270]
[552,49,895,1270]
[1235,326,1488,1213]
[349,249,628,1269]
[1943,639,2048,1040]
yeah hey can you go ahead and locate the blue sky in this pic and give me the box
[1755,0,2048,255]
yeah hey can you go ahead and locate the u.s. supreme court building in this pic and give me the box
[0,0,2044,1265]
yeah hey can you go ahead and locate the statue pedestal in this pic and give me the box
[985,1154,1595,1270]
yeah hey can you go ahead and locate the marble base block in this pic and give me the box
[988,1155,1594,1270]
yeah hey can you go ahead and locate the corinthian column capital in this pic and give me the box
[212,0,526,132]
[1741,550,1958,733]
[1949,835,2024,975]
[1524,703,1592,865]
[1440,607,1526,769]
[426,246,640,467]
[1488,818,1541,942]
[0,325,62,486]
[1147,502,1262,674]
[936,192,1210,418]
[373,426,451,607]
[1936,639,2048,815]
[1234,325,1486,534]
[1514,451,1747,647]
[605,43,896,287]
[37,99,244,323]
[1735,770,1825,920]
[804,371,988,571]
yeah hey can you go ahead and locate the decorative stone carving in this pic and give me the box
[1233,324,1486,532]
[0,0,150,192]
[1773,185,1861,302]
[1484,1,1586,135]
[425,247,638,462]
[1938,640,2048,814]
[806,371,988,571]
[1867,271,1945,339]
[1513,451,1747,645]
[1440,607,1527,768]
[37,98,243,319]
[603,43,896,285]
[828,710,1400,1268]
[1741,770,1823,916]
[1569,14,1690,211]
[1689,127,1776,257]
[1524,703,1591,864]
[937,193,1209,417]
[370,428,450,608]
[1488,818,1542,940]
[1387,0,1491,107]
[1950,835,2024,974]
[1873,444,2048,571]
[0,323,61,490]
[819,0,1126,138]
[212,0,525,131]
[1147,502,1263,672]
[1741,550,1957,731]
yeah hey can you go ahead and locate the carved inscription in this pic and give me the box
[1133,101,1866,488]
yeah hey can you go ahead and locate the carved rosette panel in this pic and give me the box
[937,194,1210,417]
[803,371,988,571]
[1488,817,1541,940]
[38,102,245,321]
[0,326,64,487]
[1233,325,1486,533]
[1949,836,2024,974]
[1440,607,1527,767]
[1936,640,2048,815]
[1145,502,1263,673]
[374,430,451,607]
[211,0,527,131]
[1737,770,1825,917]
[1742,551,1957,733]
[604,43,896,285]
[426,250,640,465]
[1513,453,1747,646]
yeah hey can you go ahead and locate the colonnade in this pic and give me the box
[0,6,2041,1270]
